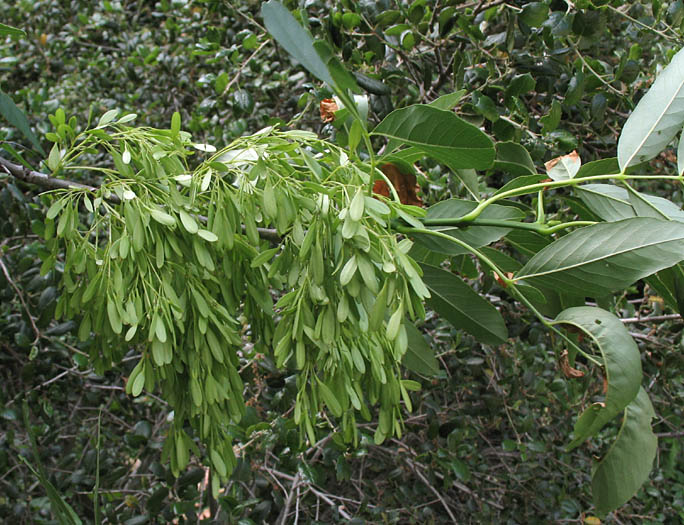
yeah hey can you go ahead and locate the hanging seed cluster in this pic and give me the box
[43,113,429,488]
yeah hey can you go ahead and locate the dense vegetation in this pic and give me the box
[1,1,683,523]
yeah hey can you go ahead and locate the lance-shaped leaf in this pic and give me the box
[515,217,684,297]
[575,182,684,223]
[415,199,524,256]
[618,46,684,170]
[0,23,26,37]
[553,307,642,451]
[261,1,334,86]
[627,189,684,222]
[592,387,657,516]
[372,105,495,170]
[403,321,439,376]
[420,264,508,345]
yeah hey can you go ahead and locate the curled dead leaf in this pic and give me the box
[373,163,422,206]
[559,349,585,379]
[320,98,339,123]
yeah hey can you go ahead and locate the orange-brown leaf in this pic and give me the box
[375,163,422,206]
[320,98,338,123]
[559,349,585,379]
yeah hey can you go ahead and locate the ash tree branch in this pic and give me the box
[0,155,281,243]
[0,155,97,193]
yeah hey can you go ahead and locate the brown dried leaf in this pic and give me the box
[320,98,338,123]
[559,349,585,379]
[373,163,422,206]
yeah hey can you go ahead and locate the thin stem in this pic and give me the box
[422,217,595,235]
[535,190,545,223]
[396,225,603,366]
[568,38,624,96]
[457,172,683,223]
[395,225,511,284]
[509,286,603,367]
[605,4,681,42]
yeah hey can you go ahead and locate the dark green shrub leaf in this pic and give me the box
[520,2,549,27]
[493,142,536,175]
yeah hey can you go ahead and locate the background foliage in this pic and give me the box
[1,0,683,523]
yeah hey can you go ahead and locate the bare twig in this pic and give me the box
[261,466,353,521]
[307,485,353,521]
[655,431,684,438]
[277,471,302,525]
[222,40,269,97]
[409,462,458,522]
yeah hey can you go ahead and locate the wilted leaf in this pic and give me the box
[373,163,422,206]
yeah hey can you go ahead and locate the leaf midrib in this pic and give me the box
[518,230,684,280]
[622,71,684,169]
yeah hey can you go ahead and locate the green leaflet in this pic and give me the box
[261,1,334,86]
[402,321,439,376]
[576,183,684,223]
[516,218,684,297]
[618,46,684,170]
[574,184,636,222]
[553,307,641,450]
[372,105,495,170]
[592,387,657,516]
[420,263,508,345]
